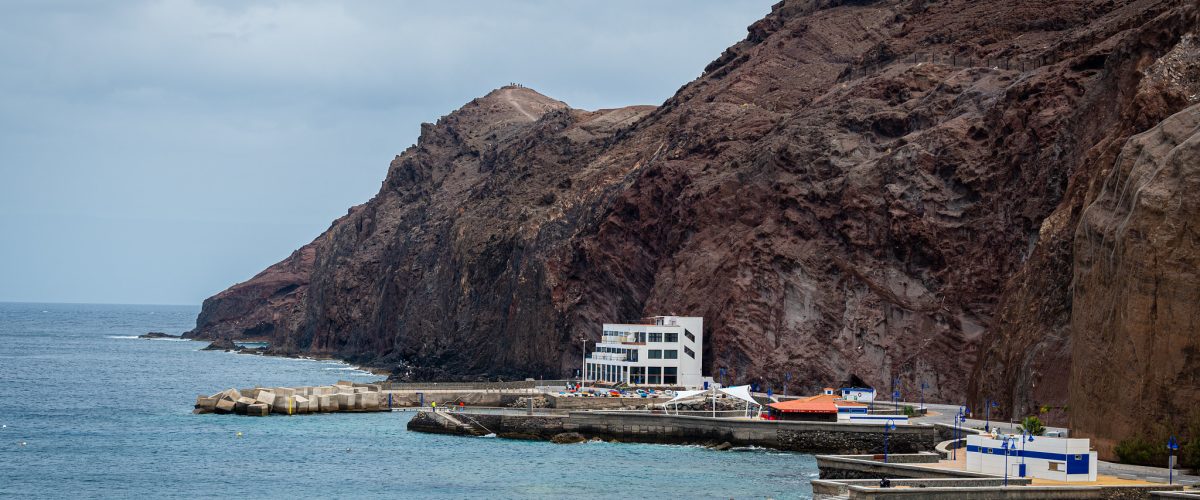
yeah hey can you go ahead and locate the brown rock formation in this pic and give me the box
[187,0,1200,451]
[1071,103,1200,456]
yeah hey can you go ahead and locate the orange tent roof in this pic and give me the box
[768,394,869,413]
[769,398,837,413]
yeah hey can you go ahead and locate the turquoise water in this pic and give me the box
[0,302,817,499]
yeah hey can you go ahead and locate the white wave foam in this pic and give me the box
[106,335,140,339]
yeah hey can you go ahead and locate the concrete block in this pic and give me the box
[270,397,290,415]
[293,396,310,414]
[255,391,276,407]
[336,380,354,387]
[275,387,296,398]
[195,396,218,411]
[318,395,337,412]
[360,392,380,410]
[215,398,236,414]
[336,393,353,410]
[215,388,242,401]
[235,397,256,415]
[247,403,269,416]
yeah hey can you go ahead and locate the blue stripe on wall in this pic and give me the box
[965,445,1090,473]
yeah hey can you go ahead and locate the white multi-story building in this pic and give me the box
[583,316,705,388]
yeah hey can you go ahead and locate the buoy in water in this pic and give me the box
[19,441,27,447]
[236,432,243,438]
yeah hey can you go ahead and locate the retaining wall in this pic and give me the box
[836,484,1188,499]
[812,478,1033,499]
[545,395,669,410]
[408,410,939,453]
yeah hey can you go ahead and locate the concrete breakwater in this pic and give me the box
[408,410,939,454]
[194,381,392,416]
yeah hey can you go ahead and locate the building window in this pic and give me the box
[664,367,678,385]
[630,366,645,384]
[684,330,696,342]
[648,366,662,384]
[627,349,638,362]
[665,332,678,342]
[649,350,663,359]
[1049,462,1063,472]
[684,346,695,358]
[664,350,678,359]
[635,332,646,343]
[649,332,663,342]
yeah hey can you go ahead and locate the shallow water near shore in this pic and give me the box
[0,302,817,499]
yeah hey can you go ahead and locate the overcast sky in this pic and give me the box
[0,0,774,305]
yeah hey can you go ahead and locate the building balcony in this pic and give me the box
[587,352,628,362]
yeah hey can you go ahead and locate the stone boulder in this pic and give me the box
[551,432,587,444]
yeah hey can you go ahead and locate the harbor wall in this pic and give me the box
[408,410,939,454]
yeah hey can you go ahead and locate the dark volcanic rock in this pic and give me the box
[201,338,238,351]
[550,432,587,444]
[138,332,179,339]
[189,0,1200,453]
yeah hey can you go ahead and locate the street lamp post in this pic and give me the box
[1001,436,1017,486]
[892,377,900,407]
[578,336,588,390]
[883,419,897,463]
[920,382,927,410]
[952,408,959,460]
[1168,436,1179,485]
[985,400,998,432]
[1020,429,1035,477]
[952,406,965,460]
[784,372,791,397]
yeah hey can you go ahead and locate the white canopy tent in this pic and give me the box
[659,385,763,418]
[720,385,763,418]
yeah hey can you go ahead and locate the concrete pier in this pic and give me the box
[407,409,939,454]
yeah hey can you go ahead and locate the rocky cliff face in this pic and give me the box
[189,0,1199,452]
[1070,103,1200,455]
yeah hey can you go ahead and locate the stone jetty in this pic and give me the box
[408,410,939,454]
[194,381,390,416]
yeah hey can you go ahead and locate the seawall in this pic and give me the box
[408,410,939,453]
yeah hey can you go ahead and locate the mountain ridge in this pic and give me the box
[186,0,1200,458]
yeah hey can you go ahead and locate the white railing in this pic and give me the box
[601,335,637,344]
[588,352,627,361]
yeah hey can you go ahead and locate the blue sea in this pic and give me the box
[0,302,817,499]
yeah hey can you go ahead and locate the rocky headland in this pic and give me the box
[186,0,1200,458]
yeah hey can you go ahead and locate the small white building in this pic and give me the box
[966,434,1097,482]
[584,316,705,388]
[840,387,876,402]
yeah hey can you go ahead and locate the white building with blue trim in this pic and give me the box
[584,316,705,388]
[839,387,875,402]
[966,434,1097,482]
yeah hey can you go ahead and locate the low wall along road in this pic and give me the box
[408,410,939,454]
